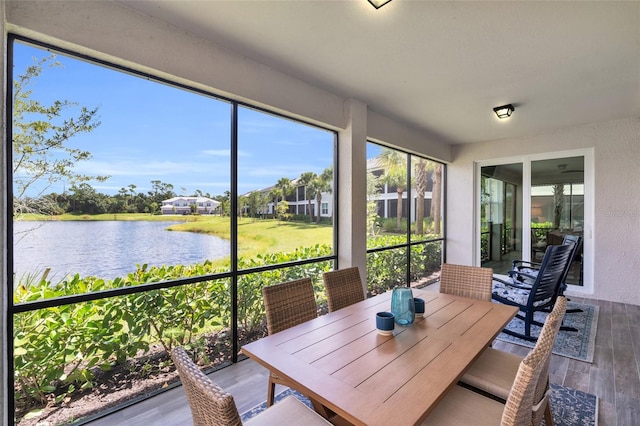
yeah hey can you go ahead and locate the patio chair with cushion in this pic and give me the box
[322,266,365,313]
[423,295,567,426]
[512,234,583,318]
[439,263,494,301]
[262,277,317,406]
[492,243,573,341]
[170,347,331,426]
[459,296,567,426]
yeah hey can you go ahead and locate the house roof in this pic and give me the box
[115,1,640,145]
[162,196,219,205]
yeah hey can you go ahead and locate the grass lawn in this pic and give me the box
[169,216,333,259]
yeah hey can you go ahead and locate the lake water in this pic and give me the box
[13,221,230,281]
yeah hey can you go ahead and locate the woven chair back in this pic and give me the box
[501,297,567,425]
[171,347,242,426]
[323,267,365,312]
[262,277,317,335]
[440,263,494,301]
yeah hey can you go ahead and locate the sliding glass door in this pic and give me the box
[478,151,591,292]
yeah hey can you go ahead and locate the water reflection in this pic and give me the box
[13,221,229,281]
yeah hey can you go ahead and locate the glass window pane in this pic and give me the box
[480,164,523,272]
[531,156,584,285]
[12,42,232,294]
[366,143,409,246]
[366,142,445,290]
[14,280,232,424]
[411,156,444,242]
[237,106,334,268]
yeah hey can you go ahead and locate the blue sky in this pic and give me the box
[13,41,347,198]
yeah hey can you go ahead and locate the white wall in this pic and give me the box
[448,118,640,305]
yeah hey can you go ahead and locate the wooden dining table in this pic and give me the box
[240,287,518,426]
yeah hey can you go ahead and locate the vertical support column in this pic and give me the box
[337,99,368,282]
[1,3,10,423]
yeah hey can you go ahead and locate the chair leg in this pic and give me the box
[501,326,538,342]
[544,400,554,426]
[267,375,276,407]
[560,323,579,332]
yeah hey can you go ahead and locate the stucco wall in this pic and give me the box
[448,118,640,305]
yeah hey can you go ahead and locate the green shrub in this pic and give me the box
[12,244,334,415]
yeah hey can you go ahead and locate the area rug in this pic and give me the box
[496,301,599,363]
[240,385,597,425]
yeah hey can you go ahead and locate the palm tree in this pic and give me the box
[275,177,294,220]
[380,149,407,231]
[268,188,281,217]
[413,158,427,235]
[314,167,333,223]
[298,171,317,223]
[431,164,442,235]
[553,183,564,229]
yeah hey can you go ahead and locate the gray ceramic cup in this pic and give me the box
[376,311,395,335]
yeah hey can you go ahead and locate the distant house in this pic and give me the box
[240,158,434,221]
[160,196,220,215]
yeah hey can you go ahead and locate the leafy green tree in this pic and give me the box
[276,200,291,221]
[214,190,231,216]
[12,54,107,217]
[148,180,176,206]
[68,183,108,214]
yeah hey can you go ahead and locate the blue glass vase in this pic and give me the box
[391,286,415,326]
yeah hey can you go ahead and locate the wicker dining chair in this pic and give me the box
[170,347,332,426]
[322,267,365,313]
[262,277,318,406]
[459,296,567,426]
[439,263,494,301]
[421,296,567,426]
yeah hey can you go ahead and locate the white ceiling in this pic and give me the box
[117,0,640,145]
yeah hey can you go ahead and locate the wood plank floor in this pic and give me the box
[87,292,640,426]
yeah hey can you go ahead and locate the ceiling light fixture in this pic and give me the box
[493,104,514,119]
[368,0,392,9]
